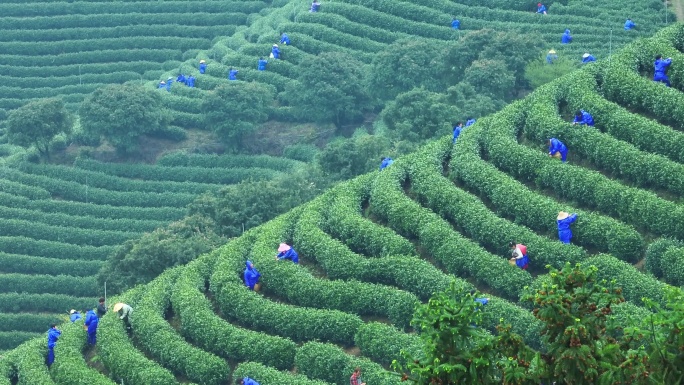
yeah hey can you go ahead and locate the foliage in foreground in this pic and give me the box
[394,263,684,385]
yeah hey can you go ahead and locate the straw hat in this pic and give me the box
[557,211,570,220]
[199,60,206,64]
[582,53,590,59]
[273,44,279,47]
[113,303,124,312]
[548,49,556,54]
[69,309,76,315]
[160,81,166,85]
[278,243,291,252]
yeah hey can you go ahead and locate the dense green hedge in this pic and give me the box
[0,314,61,333]
[369,157,533,300]
[171,254,298,370]
[249,215,418,328]
[0,217,138,247]
[645,239,684,287]
[0,236,115,261]
[295,341,402,385]
[278,33,374,63]
[0,13,239,31]
[232,361,331,385]
[452,115,644,262]
[0,274,97,297]
[74,158,282,184]
[131,269,229,385]
[0,252,101,277]
[298,12,404,44]
[98,295,179,385]
[0,205,161,234]
[0,25,237,43]
[354,322,420,367]
[278,22,385,53]
[157,152,304,172]
[4,338,54,385]
[0,332,41,351]
[0,49,182,67]
[0,192,183,221]
[0,293,95,313]
[50,323,116,385]
[0,179,50,200]
[0,1,266,16]
[408,142,586,269]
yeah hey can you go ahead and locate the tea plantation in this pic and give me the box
[0,20,681,384]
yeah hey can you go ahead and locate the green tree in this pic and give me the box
[202,82,274,150]
[525,54,579,89]
[316,130,390,180]
[97,214,225,294]
[464,59,516,100]
[288,52,371,128]
[642,288,684,384]
[446,82,503,121]
[382,88,459,142]
[79,84,169,154]
[6,98,72,160]
[368,39,448,101]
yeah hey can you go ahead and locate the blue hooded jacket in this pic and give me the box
[85,310,99,329]
[176,74,186,85]
[582,55,596,63]
[624,19,635,30]
[199,63,207,74]
[277,247,299,264]
[280,33,290,45]
[537,4,547,13]
[244,261,261,290]
[452,124,463,143]
[272,45,281,59]
[186,76,195,88]
[47,328,61,349]
[229,69,238,80]
[70,312,82,323]
[548,138,568,162]
[557,213,578,244]
[654,58,672,76]
[573,110,594,126]
[379,157,394,170]
[465,118,476,127]
[258,59,268,71]
[243,378,260,385]
[561,29,572,44]
[310,1,320,12]
[158,81,167,90]
[475,298,489,306]
[451,19,460,29]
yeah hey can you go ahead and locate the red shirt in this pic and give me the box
[350,372,361,385]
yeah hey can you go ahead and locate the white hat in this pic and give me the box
[582,53,590,59]
[69,309,76,314]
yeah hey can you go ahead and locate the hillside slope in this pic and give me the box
[1,22,683,384]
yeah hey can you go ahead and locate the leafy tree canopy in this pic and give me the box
[368,38,448,101]
[79,83,170,154]
[289,52,372,128]
[202,81,275,150]
[382,88,459,142]
[6,98,72,160]
[316,130,390,180]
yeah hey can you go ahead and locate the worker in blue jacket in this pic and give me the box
[239,378,260,385]
[379,157,394,170]
[452,122,464,143]
[654,55,672,87]
[557,211,578,244]
[186,75,195,88]
[547,138,568,162]
[624,18,635,30]
[537,3,547,14]
[84,309,99,345]
[561,29,572,44]
[546,49,558,64]
[280,33,290,45]
[572,110,594,126]
[451,18,460,30]
[271,44,281,59]
[310,0,320,12]
[176,73,186,85]
[69,310,82,323]
[46,324,61,367]
[465,117,476,127]
[244,261,261,290]
[165,77,173,91]
[158,80,167,90]
[229,68,238,80]
[258,57,268,71]
[199,60,207,74]
[582,53,596,63]
[276,243,299,264]
[471,290,490,307]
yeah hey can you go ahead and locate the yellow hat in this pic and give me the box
[557,211,569,220]
[548,49,556,54]
[113,303,124,312]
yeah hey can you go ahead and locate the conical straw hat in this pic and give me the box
[557,211,570,220]
[113,303,124,312]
